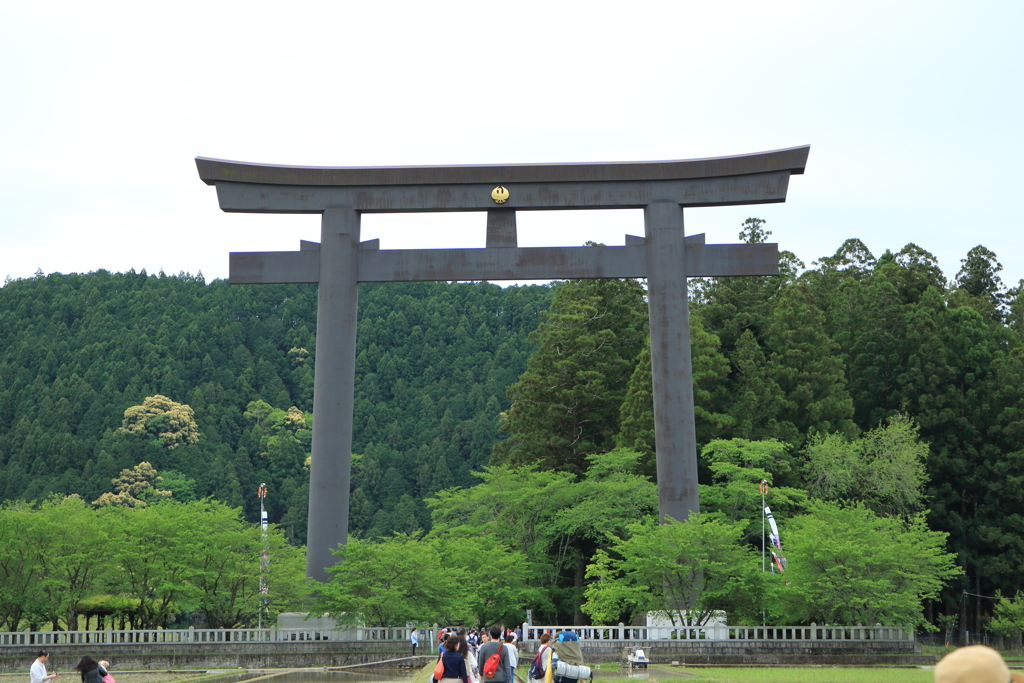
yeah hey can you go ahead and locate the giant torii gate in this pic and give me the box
[196,145,810,581]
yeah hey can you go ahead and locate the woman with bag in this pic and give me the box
[436,633,469,683]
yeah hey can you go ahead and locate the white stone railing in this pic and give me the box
[522,623,914,643]
[0,626,433,647]
[1,623,913,647]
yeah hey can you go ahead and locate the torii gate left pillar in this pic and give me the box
[196,146,810,581]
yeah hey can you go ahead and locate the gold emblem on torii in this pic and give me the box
[491,186,509,204]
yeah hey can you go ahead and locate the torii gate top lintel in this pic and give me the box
[196,145,808,189]
[195,146,809,215]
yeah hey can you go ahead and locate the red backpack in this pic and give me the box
[482,644,504,679]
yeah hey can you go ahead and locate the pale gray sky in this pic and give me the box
[2,0,1021,287]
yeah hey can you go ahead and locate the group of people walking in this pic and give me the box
[420,627,586,683]
[428,626,514,683]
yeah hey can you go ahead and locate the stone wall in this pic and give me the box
[0,642,424,673]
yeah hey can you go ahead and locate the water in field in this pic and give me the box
[236,665,938,683]
[242,670,421,683]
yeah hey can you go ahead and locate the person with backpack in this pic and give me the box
[477,626,510,683]
[528,633,551,683]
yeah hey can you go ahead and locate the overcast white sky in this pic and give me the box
[2,1,1021,288]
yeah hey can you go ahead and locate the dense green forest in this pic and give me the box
[4,220,1024,635]
[0,272,552,541]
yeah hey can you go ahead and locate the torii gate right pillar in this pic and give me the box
[645,200,700,522]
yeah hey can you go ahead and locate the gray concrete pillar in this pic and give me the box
[644,200,700,524]
[486,209,517,248]
[306,207,360,581]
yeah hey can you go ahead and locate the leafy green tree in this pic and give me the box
[698,439,805,543]
[315,534,456,626]
[31,496,113,629]
[158,470,199,502]
[428,449,656,624]
[583,513,765,627]
[428,465,579,622]
[780,501,961,629]
[100,501,237,628]
[93,461,171,508]
[954,245,1005,317]
[0,502,49,630]
[885,243,947,306]
[431,531,547,627]
[803,414,928,517]
[120,395,200,449]
[738,217,771,245]
[185,501,306,627]
[989,591,1024,647]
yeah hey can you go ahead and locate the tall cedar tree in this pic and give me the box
[494,275,647,476]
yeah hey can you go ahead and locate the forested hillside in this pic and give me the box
[0,271,552,540]
[5,222,1024,633]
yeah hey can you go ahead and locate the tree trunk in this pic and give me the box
[573,551,586,625]
[961,584,969,645]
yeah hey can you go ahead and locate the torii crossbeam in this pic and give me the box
[196,145,810,581]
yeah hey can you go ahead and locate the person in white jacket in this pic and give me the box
[30,652,58,683]
[503,634,519,670]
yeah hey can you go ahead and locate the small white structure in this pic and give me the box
[277,612,360,639]
[643,611,729,641]
[645,611,727,629]
[278,612,340,630]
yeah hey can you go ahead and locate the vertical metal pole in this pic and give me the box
[306,207,360,582]
[644,201,699,525]
[761,486,766,627]
[258,482,268,629]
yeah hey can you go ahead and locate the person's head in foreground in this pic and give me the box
[935,645,1024,683]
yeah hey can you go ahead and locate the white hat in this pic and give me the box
[935,645,1024,683]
